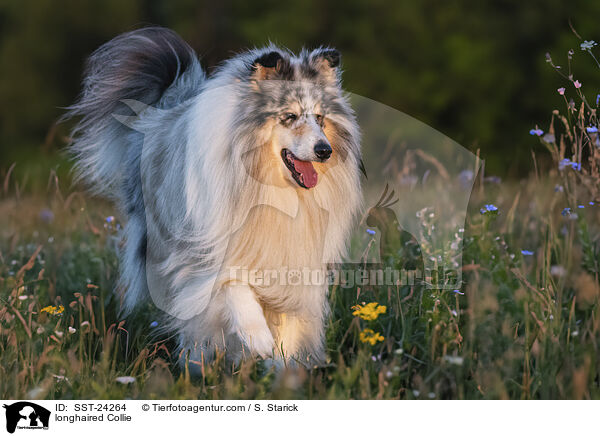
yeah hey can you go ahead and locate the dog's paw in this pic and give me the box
[238,322,276,358]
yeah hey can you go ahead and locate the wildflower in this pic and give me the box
[150,321,159,328]
[578,205,585,209]
[557,87,565,95]
[561,207,571,216]
[480,204,498,215]
[18,295,28,300]
[359,328,385,345]
[55,330,63,338]
[558,158,581,171]
[596,94,600,106]
[366,229,376,236]
[574,80,582,89]
[443,355,464,366]
[39,208,54,224]
[352,302,387,321]
[554,185,564,193]
[521,250,534,256]
[590,202,595,206]
[40,305,64,315]
[586,126,598,133]
[550,265,566,277]
[394,348,404,356]
[106,216,115,223]
[36,326,44,335]
[580,40,597,51]
[68,326,76,334]
[453,289,465,295]
[115,376,136,385]
[542,133,555,143]
[529,127,543,136]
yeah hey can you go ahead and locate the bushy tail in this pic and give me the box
[64,27,203,196]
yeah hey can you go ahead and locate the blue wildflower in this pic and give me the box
[366,229,376,235]
[561,207,571,216]
[590,202,595,206]
[480,204,498,213]
[521,250,534,256]
[106,216,115,223]
[586,126,598,133]
[597,94,600,106]
[453,289,465,295]
[559,158,581,171]
[529,128,544,136]
[578,205,585,209]
[150,321,158,328]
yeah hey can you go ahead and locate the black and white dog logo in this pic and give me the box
[3,402,50,433]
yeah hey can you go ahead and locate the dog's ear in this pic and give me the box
[309,48,341,83]
[251,51,290,80]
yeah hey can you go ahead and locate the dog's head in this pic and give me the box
[235,47,360,191]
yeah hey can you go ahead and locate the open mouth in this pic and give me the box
[281,149,318,189]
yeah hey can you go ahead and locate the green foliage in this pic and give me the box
[2,1,600,175]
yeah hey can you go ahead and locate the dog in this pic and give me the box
[65,27,362,367]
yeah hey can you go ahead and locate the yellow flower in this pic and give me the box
[40,305,64,315]
[359,328,385,345]
[352,302,387,321]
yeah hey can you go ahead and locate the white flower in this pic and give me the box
[443,355,464,366]
[580,40,597,51]
[550,265,566,277]
[115,376,136,385]
[68,327,76,334]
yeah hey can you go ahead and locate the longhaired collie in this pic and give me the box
[66,27,362,367]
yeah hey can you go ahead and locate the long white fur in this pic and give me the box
[66,27,362,368]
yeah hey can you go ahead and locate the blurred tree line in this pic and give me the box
[1,0,599,177]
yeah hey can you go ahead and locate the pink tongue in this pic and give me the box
[293,158,318,188]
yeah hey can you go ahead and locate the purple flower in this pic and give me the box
[106,216,115,223]
[578,205,585,209]
[559,158,581,171]
[586,126,598,133]
[366,229,376,235]
[558,87,566,95]
[561,207,571,216]
[596,94,600,106]
[574,80,582,89]
[39,208,54,224]
[453,289,465,295]
[150,321,158,328]
[521,250,534,256]
[590,202,595,206]
[529,128,544,136]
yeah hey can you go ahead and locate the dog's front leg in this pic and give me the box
[224,282,275,358]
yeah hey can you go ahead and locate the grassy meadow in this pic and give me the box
[1,62,600,401]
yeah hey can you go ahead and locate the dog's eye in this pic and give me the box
[282,113,297,123]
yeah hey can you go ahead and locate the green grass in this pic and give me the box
[0,150,598,400]
[2,58,600,398]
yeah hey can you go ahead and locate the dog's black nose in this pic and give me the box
[314,141,332,160]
